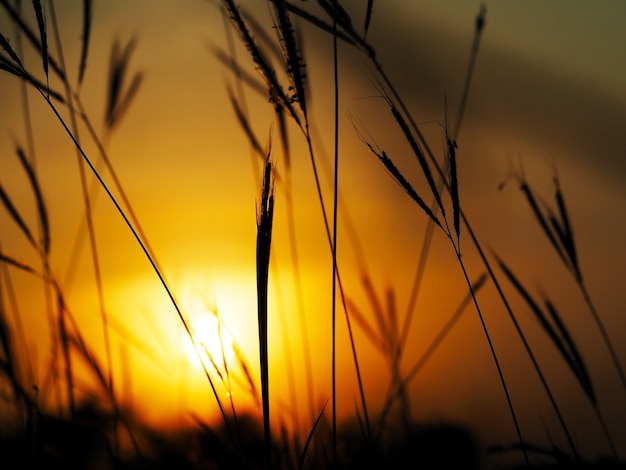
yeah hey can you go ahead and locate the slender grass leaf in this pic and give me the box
[256,152,275,468]
[0,184,36,249]
[282,2,360,51]
[105,37,142,130]
[543,298,595,404]
[0,0,65,81]
[209,44,267,97]
[0,252,41,277]
[454,4,486,139]
[361,274,391,351]
[16,146,50,255]
[317,0,353,31]
[390,104,446,219]
[298,400,328,470]
[221,0,302,128]
[364,0,374,37]
[228,87,266,158]
[110,71,144,130]
[345,297,386,354]
[519,181,569,268]
[271,0,308,116]
[0,56,63,102]
[0,32,23,68]
[445,102,460,242]
[232,342,260,405]
[496,256,592,403]
[78,0,92,87]
[32,0,48,87]
[378,150,443,230]
[553,176,581,281]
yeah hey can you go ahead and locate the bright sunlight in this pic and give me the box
[183,311,235,369]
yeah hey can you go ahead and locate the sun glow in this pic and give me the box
[183,314,235,369]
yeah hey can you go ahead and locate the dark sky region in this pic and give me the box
[0,1,625,468]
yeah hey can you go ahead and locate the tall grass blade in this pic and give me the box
[105,37,143,131]
[389,102,446,220]
[282,2,359,50]
[0,57,65,101]
[445,106,460,243]
[0,252,41,277]
[15,146,50,256]
[453,4,486,139]
[221,0,302,128]
[232,342,260,406]
[32,0,48,90]
[78,0,92,88]
[270,0,308,117]
[0,0,65,80]
[552,175,581,281]
[66,321,142,455]
[283,1,374,57]
[345,298,386,352]
[0,32,23,67]
[496,256,595,405]
[543,299,595,404]
[0,184,37,250]
[351,115,443,229]
[209,44,267,97]
[515,172,626,392]
[364,0,374,38]
[377,273,486,434]
[360,274,390,350]
[257,152,275,469]
[298,400,328,470]
[317,0,353,33]
[386,288,399,354]
[331,7,340,458]
[379,150,442,230]
[55,290,76,417]
[227,87,266,158]
[0,286,32,409]
[518,178,570,269]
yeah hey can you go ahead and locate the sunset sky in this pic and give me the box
[1,1,625,467]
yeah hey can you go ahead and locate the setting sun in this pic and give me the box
[183,314,235,370]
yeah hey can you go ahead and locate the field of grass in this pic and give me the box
[1,1,625,469]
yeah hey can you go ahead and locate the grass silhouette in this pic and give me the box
[0,1,625,469]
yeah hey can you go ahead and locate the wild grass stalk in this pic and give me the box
[496,255,617,459]
[0,1,62,81]
[104,37,144,136]
[221,0,373,454]
[291,3,614,463]
[217,4,317,435]
[77,0,92,91]
[510,168,626,393]
[330,0,341,462]
[1,9,241,456]
[31,0,47,91]
[63,42,158,293]
[375,273,487,437]
[256,153,275,469]
[294,3,542,463]
[298,400,328,470]
[219,9,317,437]
[454,5,486,140]
[0,252,36,416]
[47,3,115,428]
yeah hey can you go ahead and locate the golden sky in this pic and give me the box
[1,1,625,466]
